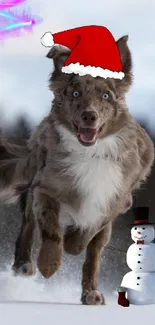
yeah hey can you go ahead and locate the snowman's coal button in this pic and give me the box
[138,254,141,256]
[139,248,142,250]
[137,283,139,285]
[137,277,140,279]
[138,261,141,263]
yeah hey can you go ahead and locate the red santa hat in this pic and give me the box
[40,25,124,80]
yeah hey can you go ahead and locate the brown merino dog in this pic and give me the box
[0,35,154,305]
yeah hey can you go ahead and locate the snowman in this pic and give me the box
[118,206,155,307]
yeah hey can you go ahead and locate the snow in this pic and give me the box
[0,268,81,304]
[120,224,155,305]
[127,243,155,272]
[1,301,155,325]
[131,225,155,244]
[121,271,155,305]
[1,268,155,324]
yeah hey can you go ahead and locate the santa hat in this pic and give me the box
[40,25,125,80]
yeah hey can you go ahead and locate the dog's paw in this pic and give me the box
[81,290,105,306]
[12,262,36,276]
[37,239,62,279]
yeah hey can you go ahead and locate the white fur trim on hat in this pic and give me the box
[40,32,54,47]
[62,62,125,79]
[118,287,127,293]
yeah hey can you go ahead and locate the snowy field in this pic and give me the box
[1,267,155,324]
[1,302,155,325]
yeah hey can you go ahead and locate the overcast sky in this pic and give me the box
[0,0,155,132]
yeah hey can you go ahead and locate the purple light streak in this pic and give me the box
[0,0,43,40]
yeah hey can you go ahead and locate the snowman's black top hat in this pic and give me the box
[132,206,153,225]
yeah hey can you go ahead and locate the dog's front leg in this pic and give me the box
[33,187,63,278]
[64,225,100,256]
[12,191,36,276]
[81,222,112,305]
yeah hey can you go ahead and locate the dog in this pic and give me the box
[0,35,154,305]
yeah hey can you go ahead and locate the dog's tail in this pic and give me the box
[0,138,34,203]
[0,117,36,203]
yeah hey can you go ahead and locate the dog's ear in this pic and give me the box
[46,45,71,73]
[116,35,133,93]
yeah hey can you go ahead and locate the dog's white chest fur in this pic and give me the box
[57,125,124,230]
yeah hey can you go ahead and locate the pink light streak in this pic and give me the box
[0,0,26,9]
[0,0,43,41]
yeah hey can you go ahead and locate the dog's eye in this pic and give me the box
[103,92,109,100]
[73,91,80,98]
[134,227,137,230]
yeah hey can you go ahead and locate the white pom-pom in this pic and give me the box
[40,32,54,47]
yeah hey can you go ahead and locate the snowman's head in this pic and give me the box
[131,225,155,244]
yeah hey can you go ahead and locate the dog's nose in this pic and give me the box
[81,111,98,125]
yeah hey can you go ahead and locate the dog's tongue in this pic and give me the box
[78,127,97,143]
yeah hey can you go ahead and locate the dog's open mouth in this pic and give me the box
[73,124,102,146]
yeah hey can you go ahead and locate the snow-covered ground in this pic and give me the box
[1,301,155,325]
[0,267,81,304]
[1,267,155,324]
